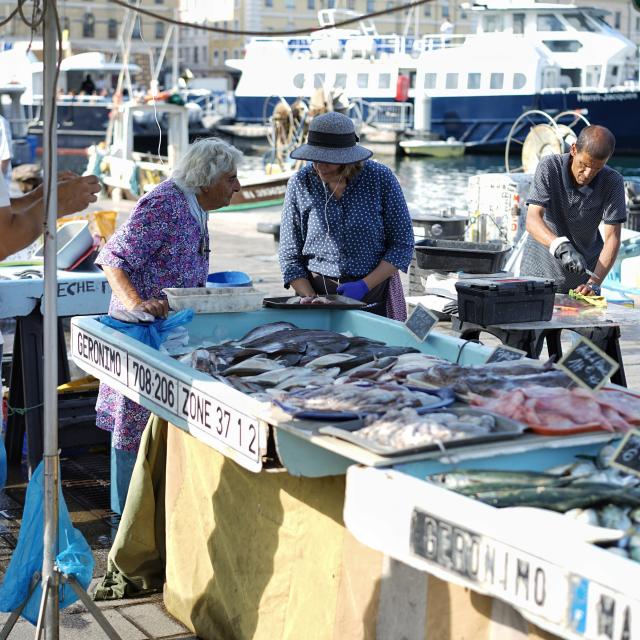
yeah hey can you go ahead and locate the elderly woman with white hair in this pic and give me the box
[95,137,241,512]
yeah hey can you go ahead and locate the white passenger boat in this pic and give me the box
[226,2,640,153]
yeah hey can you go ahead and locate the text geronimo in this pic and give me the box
[76,332,122,376]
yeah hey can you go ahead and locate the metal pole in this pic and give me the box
[42,0,60,637]
[172,7,179,89]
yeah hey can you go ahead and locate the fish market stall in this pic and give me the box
[70,307,640,639]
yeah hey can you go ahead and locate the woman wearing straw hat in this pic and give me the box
[279,112,414,319]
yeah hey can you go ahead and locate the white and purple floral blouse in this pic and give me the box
[94,179,208,451]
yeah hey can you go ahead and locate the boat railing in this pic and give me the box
[360,100,413,131]
[418,33,470,53]
[251,33,409,58]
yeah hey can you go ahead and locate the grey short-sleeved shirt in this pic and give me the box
[521,153,626,291]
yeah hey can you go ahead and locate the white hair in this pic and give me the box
[172,137,243,194]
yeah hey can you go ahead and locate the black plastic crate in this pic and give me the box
[414,239,512,273]
[455,278,556,325]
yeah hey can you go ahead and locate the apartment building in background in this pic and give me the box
[0,0,179,89]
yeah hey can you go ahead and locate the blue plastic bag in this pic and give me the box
[0,461,94,625]
[99,309,194,350]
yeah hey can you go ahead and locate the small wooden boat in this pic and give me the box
[398,137,465,158]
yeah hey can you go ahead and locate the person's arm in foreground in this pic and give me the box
[573,223,621,295]
[0,174,100,260]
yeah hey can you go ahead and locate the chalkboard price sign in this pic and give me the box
[609,429,640,478]
[405,303,439,342]
[558,337,619,390]
[486,345,526,364]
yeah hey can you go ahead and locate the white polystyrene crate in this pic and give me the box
[163,287,264,313]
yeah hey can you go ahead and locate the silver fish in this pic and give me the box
[599,504,632,531]
[306,353,357,369]
[223,357,284,376]
[235,321,297,345]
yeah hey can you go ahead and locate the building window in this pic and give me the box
[328,0,336,8]
[442,6,449,18]
[490,72,504,89]
[155,0,163,4]
[213,50,219,64]
[445,73,458,89]
[357,73,369,88]
[265,0,273,7]
[223,49,228,61]
[286,0,295,8]
[636,17,640,32]
[203,46,207,61]
[155,21,164,39]
[614,11,621,29]
[308,0,314,8]
[233,49,239,58]
[62,16,71,36]
[194,46,198,63]
[378,73,391,89]
[366,0,374,13]
[82,12,95,38]
[467,72,481,89]
[424,72,437,89]
[335,73,347,88]
[347,0,355,8]
[132,17,141,39]
[108,19,117,39]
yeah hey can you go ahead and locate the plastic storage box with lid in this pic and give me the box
[414,239,511,274]
[455,277,556,325]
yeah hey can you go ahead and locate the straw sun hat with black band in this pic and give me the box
[290,112,373,165]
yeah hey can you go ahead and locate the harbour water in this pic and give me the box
[239,151,640,217]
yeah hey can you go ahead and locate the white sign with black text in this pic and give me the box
[71,323,264,471]
[410,508,567,623]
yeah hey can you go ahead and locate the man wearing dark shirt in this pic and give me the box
[521,125,626,295]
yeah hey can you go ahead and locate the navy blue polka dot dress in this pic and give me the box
[279,160,414,285]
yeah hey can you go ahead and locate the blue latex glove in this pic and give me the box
[336,279,369,301]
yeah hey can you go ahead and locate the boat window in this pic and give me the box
[483,15,505,32]
[378,73,391,89]
[537,14,566,31]
[445,73,459,89]
[586,66,601,87]
[357,73,369,89]
[490,73,504,90]
[335,73,347,89]
[424,73,437,89]
[513,73,526,89]
[513,13,525,34]
[563,13,597,31]
[314,73,326,89]
[543,40,583,52]
[467,73,481,89]
[293,73,305,89]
